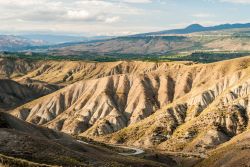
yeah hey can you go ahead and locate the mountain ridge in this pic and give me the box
[1,23,250,53]
[133,23,250,36]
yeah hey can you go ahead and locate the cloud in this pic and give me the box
[220,0,250,3]
[0,0,143,23]
[102,16,121,23]
[192,13,214,18]
[121,0,152,3]
[67,10,91,20]
[0,0,155,35]
[2,0,247,36]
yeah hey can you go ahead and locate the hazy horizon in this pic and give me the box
[1,22,250,37]
[1,0,250,36]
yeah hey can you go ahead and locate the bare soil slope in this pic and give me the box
[9,57,249,155]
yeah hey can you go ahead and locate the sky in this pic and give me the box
[0,0,250,36]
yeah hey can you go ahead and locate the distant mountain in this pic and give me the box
[0,34,113,51]
[22,34,88,44]
[0,35,46,51]
[22,34,113,45]
[134,23,250,36]
[1,23,250,53]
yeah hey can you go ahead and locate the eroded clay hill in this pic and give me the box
[107,57,250,153]
[11,60,191,128]
[10,57,250,154]
[0,57,189,109]
[1,57,193,86]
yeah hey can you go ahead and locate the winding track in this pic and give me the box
[76,140,90,145]
[76,140,144,156]
[76,140,207,158]
[113,145,145,156]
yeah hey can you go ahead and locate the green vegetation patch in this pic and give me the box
[1,50,249,63]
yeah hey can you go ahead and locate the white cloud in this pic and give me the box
[0,0,144,23]
[220,0,250,3]
[3,0,248,36]
[67,10,90,20]
[121,0,152,3]
[192,13,214,18]
[102,16,121,23]
[0,0,154,35]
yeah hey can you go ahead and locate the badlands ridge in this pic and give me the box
[0,56,249,166]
